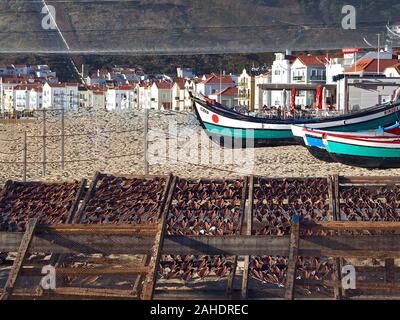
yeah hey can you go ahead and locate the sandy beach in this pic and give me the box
[1,108,400,185]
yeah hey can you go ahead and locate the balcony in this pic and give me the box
[310,75,326,81]
[293,76,304,81]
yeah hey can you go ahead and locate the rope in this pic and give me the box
[0,137,22,142]
[0,148,24,155]
[147,152,242,175]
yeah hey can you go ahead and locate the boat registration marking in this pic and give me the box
[384,106,400,115]
[200,106,209,114]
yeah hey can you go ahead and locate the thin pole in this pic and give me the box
[377,34,381,74]
[23,131,27,182]
[144,108,149,175]
[61,108,65,170]
[42,109,46,177]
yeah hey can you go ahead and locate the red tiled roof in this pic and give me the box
[116,84,134,90]
[155,81,173,89]
[14,84,42,91]
[202,74,234,85]
[215,86,238,97]
[345,59,400,73]
[47,83,65,88]
[296,56,326,67]
[174,78,186,89]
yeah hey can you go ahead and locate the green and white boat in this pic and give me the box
[191,94,400,148]
[323,133,400,168]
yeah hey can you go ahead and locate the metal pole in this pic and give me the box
[61,108,65,170]
[42,109,46,177]
[377,33,381,74]
[23,131,27,182]
[144,108,149,175]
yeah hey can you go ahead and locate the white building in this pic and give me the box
[291,56,326,107]
[43,82,79,110]
[150,82,173,110]
[196,74,235,97]
[255,71,272,110]
[384,63,400,78]
[336,75,400,112]
[106,84,135,111]
[271,53,292,107]
[171,79,187,111]
[209,87,238,109]
[137,82,152,109]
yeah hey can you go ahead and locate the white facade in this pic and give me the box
[171,81,186,111]
[150,82,173,110]
[43,83,79,110]
[106,85,135,111]
[196,75,234,97]
[385,65,400,78]
[271,53,292,107]
[291,58,326,107]
[255,72,272,110]
[336,76,400,112]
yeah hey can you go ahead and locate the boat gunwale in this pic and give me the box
[192,96,400,125]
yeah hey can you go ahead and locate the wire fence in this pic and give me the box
[0,107,204,182]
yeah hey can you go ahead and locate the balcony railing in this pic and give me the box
[293,76,304,81]
[310,75,326,81]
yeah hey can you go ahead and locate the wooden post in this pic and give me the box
[0,219,37,300]
[227,176,249,297]
[241,175,254,299]
[141,176,177,300]
[144,108,149,175]
[332,174,343,300]
[385,258,395,289]
[42,109,46,177]
[285,215,300,300]
[22,131,27,182]
[61,108,65,170]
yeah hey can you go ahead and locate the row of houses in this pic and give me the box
[0,73,236,112]
[2,48,400,114]
[236,47,400,112]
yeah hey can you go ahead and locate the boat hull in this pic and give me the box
[325,138,400,168]
[193,97,400,148]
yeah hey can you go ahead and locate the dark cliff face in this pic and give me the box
[1,0,399,54]
[0,0,399,80]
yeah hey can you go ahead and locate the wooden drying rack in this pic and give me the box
[1,174,400,299]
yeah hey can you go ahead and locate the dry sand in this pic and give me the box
[1,108,400,185]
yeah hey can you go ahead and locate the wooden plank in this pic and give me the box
[72,171,102,223]
[131,174,173,297]
[141,175,177,300]
[49,287,138,299]
[0,219,37,300]
[385,258,395,285]
[20,266,151,276]
[4,231,400,257]
[241,175,254,300]
[327,175,335,220]
[66,179,87,224]
[333,174,340,221]
[331,175,343,300]
[301,221,400,231]
[339,176,400,185]
[284,215,300,300]
[227,176,248,297]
